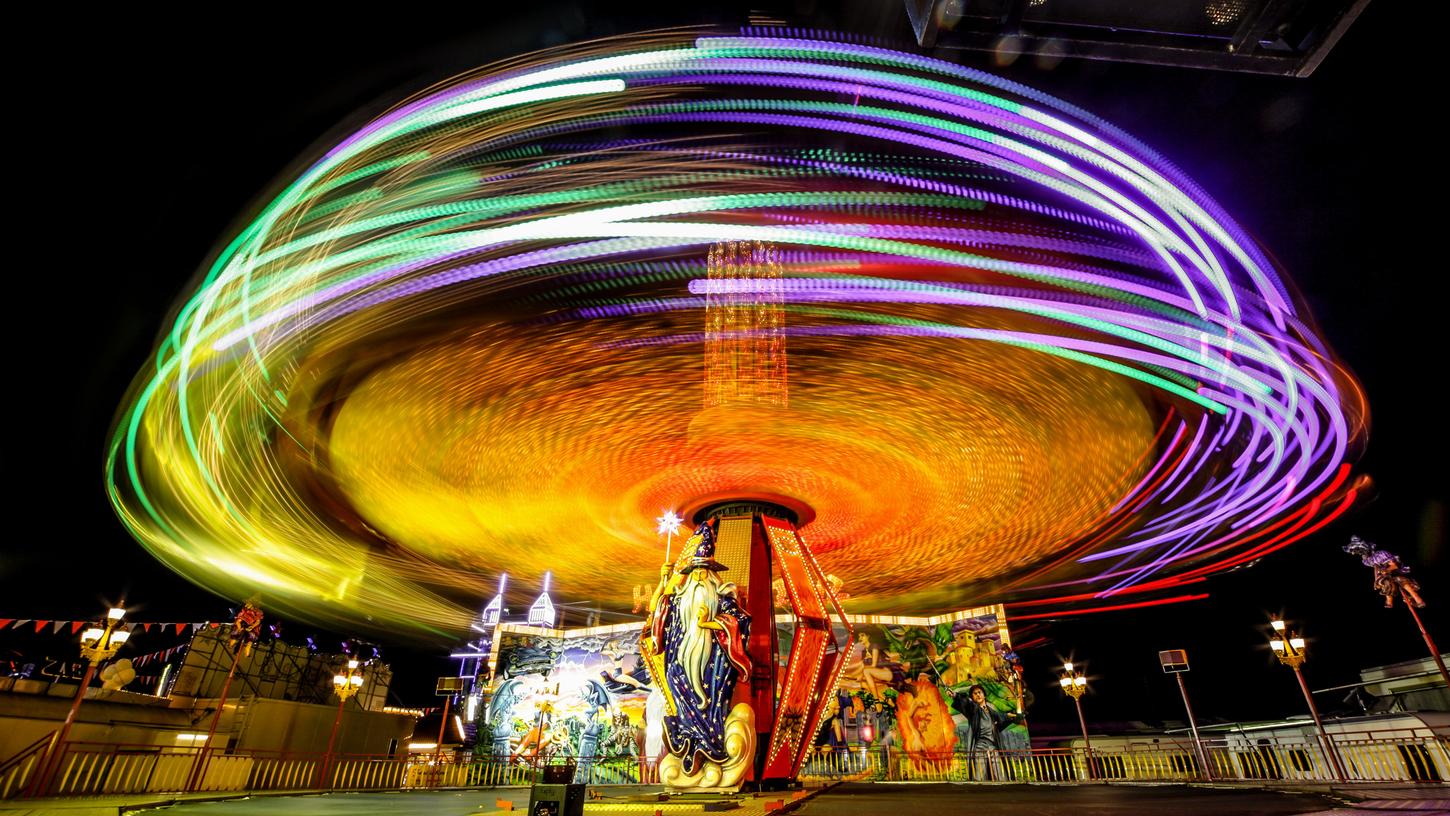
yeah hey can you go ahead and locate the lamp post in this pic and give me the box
[1058,661,1092,779]
[1159,649,1212,781]
[1268,617,1347,781]
[30,605,129,795]
[318,658,366,788]
[433,675,467,786]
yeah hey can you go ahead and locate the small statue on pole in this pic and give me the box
[1345,535,1447,691]
[1344,535,1425,609]
[229,599,266,655]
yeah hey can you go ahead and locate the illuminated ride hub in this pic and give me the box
[661,241,846,786]
[108,32,1362,659]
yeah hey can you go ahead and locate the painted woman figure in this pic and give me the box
[841,631,899,697]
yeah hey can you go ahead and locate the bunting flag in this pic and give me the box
[0,618,222,635]
[0,617,310,679]
[118,644,189,667]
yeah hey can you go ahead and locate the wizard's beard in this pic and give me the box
[676,572,721,707]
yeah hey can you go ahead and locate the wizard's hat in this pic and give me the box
[679,522,728,573]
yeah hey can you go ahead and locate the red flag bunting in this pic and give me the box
[71,621,86,634]
[0,619,12,630]
[175,623,186,635]
[34,620,49,633]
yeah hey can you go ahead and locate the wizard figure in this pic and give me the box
[641,520,755,788]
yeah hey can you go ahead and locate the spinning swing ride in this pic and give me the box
[107,30,1364,642]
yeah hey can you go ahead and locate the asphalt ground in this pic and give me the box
[121,789,532,815]
[52,783,1427,816]
[796,783,1363,816]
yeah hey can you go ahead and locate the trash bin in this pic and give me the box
[527,782,585,816]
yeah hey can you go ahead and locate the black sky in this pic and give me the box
[4,2,1441,729]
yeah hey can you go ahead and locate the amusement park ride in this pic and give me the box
[107,28,1364,796]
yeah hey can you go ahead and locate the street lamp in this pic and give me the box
[1268,617,1347,781]
[1058,661,1092,778]
[1159,649,1213,781]
[318,658,367,787]
[32,605,129,794]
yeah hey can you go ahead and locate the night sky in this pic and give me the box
[4,2,1440,734]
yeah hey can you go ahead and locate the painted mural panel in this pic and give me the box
[484,607,1024,780]
[780,610,1028,770]
[485,625,654,781]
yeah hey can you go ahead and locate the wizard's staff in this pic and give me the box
[656,510,683,561]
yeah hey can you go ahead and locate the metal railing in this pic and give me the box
[1,742,660,799]
[4,733,1448,799]
[799,733,1450,784]
[0,731,53,799]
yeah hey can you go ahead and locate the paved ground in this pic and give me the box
[0,790,533,816]
[5,783,1444,816]
[135,789,534,815]
[795,783,1418,815]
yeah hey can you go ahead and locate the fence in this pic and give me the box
[0,742,664,800]
[799,732,1450,785]
[4,733,1449,799]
